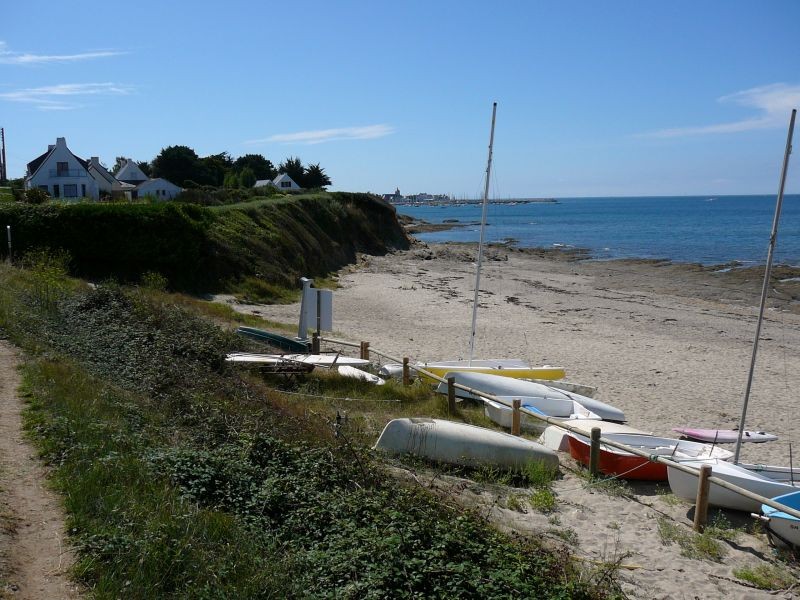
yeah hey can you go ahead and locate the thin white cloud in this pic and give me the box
[0,82,135,110]
[0,40,125,64]
[246,124,395,145]
[642,83,800,138]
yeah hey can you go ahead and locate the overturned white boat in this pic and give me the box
[482,395,599,433]
[538,422,652,452]
[374,417,559,471]
[667,458,800,513]
[337,365,385,385]
[437,371,626,422]
[225,353,370,367]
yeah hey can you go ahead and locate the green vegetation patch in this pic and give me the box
[0,260,608,598]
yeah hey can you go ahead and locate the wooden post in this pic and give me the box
[311,332,320,354]
[511,399,521,436]
[402,357,410,386]
[589,427,601,478]
[693,465,712,532]
[447,376,456,415]
[360,341,370,361]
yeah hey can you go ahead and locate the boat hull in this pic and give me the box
[538,422,652,452]
[482,396,598,433]
[761,491,800,549]
[236,326,311,352]
[437,371,626,422]
[672,428,777,443]
[374,417,559,471]
[667,459,799,512]
[567,435,667,481]
[421,364,565,383]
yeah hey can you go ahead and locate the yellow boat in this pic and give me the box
[418,361,565,384]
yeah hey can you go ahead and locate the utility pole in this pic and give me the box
[0,128,7,183]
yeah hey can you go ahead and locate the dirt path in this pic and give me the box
[0,340,80,599]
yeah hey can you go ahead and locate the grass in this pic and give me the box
[0,187,12,203]
[530,488,558,513]
[733,563,798,590]
[0,258,611,599]
[655,516,730,561]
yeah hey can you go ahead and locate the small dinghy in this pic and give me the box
[667,458,799,512]
[374,418,559,471]
[337,365,385,385]
[225,353,370,367]
[538,422,652,452]
[482,395,599,434]
[567,433,733,481]
[419,360,565,382]
[672,427,777,444]
[759,490,800,549]
[437,371,626,422]
[236,326,311,352]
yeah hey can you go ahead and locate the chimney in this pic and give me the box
[91,156,99,165]
[56,137,66,146]
[48,145,55,151]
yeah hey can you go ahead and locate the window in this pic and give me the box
[53,184,60,198]
[57,162,69,176]
[281,181,291,188]
[81,184,86,197]
[64,184,78,197]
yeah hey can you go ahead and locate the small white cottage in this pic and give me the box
[25,137,100,200]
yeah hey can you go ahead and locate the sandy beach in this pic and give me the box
[225,240,800,599]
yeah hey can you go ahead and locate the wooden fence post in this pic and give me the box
[511,399,521,436]
[360,341,370,361]
[402,357,410,386]
[694,465,712,532]
[311,332,320,354]
[589,427,601,478]
[447,377,456,415]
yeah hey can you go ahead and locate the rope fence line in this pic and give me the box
[263,386,402,403]
[320,335,800,522]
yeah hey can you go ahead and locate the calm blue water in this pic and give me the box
[398,195,800,266]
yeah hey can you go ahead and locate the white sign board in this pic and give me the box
[297,277,333,339]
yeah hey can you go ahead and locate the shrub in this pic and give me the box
[25,187,50,204]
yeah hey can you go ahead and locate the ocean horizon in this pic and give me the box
[397,194,800,266]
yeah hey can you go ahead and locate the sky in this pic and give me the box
[1,0,799,198]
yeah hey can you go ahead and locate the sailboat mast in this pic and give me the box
[734,108,796,463]
[468,102,498,364]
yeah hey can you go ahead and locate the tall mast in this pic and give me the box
[468,102,497,364]
[734,108,796,463]
[0,128,6,183]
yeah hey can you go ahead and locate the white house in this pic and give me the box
[116,159,149,184]
[25,137,100,200]
[254,173,302,190]
[88,157,126,197]
[133,178,182,200]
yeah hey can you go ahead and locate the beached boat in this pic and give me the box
[225,353,370,367]
[568,433,734,482]
[420,103,565,384]
[481,395,599,433]
[236,326,311,352]
[538,422,652,452]
[374,417,559,471]
[337,365,385,385]
[436,371,626,422]
[419,361,565,382]
[759,490,800,549]
[667,458,799,512]
[672,427,777,444]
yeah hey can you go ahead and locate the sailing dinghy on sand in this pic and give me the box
[374,418,559,471]
[667,109,800,511]
[417,103,564,383]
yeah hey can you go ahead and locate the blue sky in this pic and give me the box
[2,0,798,197]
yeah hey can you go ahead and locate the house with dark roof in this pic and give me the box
[25,140,183,201]
[25,137,100,200]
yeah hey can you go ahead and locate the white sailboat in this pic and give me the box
[420,102,565,382]
[667,109,799,511]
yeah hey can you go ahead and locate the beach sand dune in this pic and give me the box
[229,242,800,598]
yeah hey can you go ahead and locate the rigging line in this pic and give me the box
[263,386,401,403]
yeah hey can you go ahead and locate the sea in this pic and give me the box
[397,195,800,267]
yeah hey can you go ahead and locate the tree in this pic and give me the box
[304,163,332,189]
[234,154,276,180]
[201,152,233,187]
[238,167,256,188]
[278,157,305,187]
[138,161,152,178]
[223,172,240,189]
[151,146,202,188]
[111,156,127,175]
